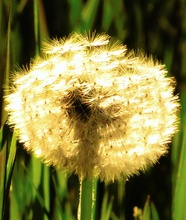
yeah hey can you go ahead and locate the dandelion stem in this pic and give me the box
[78,177,98,220]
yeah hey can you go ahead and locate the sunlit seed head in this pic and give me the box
[5,32,180,182]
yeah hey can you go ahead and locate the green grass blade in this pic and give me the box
[37,0,49,40]
[102,0,113,31]
[33,0,40,55]
[31,156,42,196]
[22,161,50,218]
[172,121,186,219]
[171,124,181,195]
[33,0,49,51]
[6,131,17,188]
[10,155,34,219]
[52,172,65,219]
[52,171,76,220]
[1,0,12,127]
[142,196,159,220]
[81,0,99,30]
[4,131,16,219]
[68,0,83,30]
[0,127,6,219]
[100,191,113,220]
[0,1,13,218]
[111,0,126,39]
[0,124,16,220]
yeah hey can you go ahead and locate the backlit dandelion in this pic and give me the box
[5,32,179,182]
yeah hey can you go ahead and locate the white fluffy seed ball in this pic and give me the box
[5,32,179,182]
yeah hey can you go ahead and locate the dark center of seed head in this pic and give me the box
[67,96,92,122]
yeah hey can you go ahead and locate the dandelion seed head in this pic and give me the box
[5,32,179,182]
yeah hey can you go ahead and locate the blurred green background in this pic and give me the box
[0,0,186,219]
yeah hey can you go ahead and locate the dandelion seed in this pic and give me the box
[5,32,179,182]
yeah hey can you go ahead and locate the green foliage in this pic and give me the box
[142,196,159,220]
[0,0,185,219]
[172,113,186,219]
[100,191,113,220]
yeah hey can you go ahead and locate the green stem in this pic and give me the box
[33,0,40,55]
[78,177,98,220]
